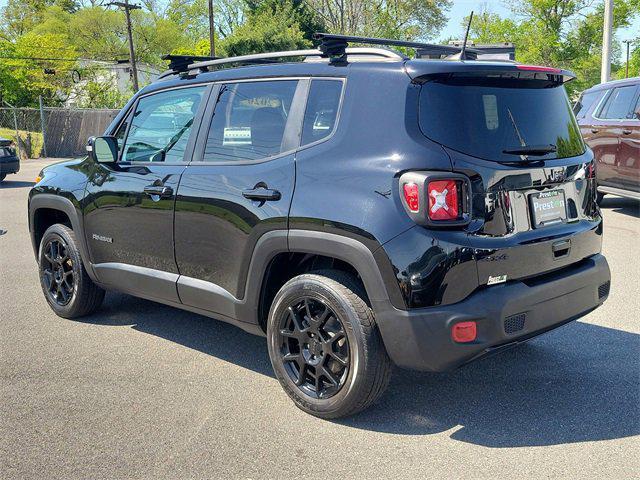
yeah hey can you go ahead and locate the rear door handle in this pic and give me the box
[622,129,632,135]
[242,187,281,201]
[144,184,173,197]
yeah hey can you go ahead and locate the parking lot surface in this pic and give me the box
[1,158,639,479]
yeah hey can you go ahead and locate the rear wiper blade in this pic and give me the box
[503,144,557,156]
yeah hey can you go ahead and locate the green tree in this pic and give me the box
[0,32,79,106]
[221,1,311,57]
[305,0,451,40]
[464,1,640,98]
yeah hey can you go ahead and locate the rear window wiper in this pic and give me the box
[502,144,557,156]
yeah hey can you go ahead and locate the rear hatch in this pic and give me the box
[412,63,602,286]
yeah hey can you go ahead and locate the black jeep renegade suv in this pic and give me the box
[28,35,611,418]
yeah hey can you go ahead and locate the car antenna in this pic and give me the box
[461,11,474,59]
[449,11,474,61]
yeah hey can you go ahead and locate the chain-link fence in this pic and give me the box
[0,101,119,159]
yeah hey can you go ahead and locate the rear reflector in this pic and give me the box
[403,182,420,212]
[452,321,477,343]
[427,179,459,221]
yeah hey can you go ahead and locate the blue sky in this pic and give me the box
[0,0,637,61]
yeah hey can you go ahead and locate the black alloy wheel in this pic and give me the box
[38,224,105,318]
[41,238,75,306]
[277,297,350,399]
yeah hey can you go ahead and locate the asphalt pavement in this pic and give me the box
[1,158,639,479]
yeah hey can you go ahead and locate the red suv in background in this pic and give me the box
[575,77,640,202]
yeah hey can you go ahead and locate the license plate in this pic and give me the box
[529,190,567,228]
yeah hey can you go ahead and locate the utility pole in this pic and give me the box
[601,0,613,83]
[622,40,631,78]
[108,0,142,92]
[208,0,215,57]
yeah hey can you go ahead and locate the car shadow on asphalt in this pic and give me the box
[82,292,639,448]
[0,180,35,189]
[600,196,640,219]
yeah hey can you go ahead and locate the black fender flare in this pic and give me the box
[29,193,97,280]
[286,230,391,305]
[235,229,402,326]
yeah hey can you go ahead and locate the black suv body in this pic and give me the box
[28,43,611,418]
[0,137,19,182]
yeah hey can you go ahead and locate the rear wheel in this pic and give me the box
[0,173,6,182]
[38,224,104,318]
[267,270,391,419]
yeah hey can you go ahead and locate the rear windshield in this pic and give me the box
[418,76,585,162]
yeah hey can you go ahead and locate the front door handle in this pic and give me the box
[242,187,281,201]
[144,184,173,197]
[622,129,632,135]
[591,128,599,134]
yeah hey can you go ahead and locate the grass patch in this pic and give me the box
[0,127,44,158]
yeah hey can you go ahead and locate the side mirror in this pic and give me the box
[87,136,118,164]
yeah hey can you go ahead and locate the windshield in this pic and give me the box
[418,76,585,162]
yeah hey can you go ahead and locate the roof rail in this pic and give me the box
[158,47,404,79]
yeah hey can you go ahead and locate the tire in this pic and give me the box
[267,270,391,419]
[38,224,105,318]
[0,173,6,182]
[596,191,605,204]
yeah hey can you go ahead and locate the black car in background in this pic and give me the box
[28,34,610,418]
[0,137,19,182]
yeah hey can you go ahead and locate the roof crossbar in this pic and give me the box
[312,32,484,62]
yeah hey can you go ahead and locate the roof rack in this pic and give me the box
[158,47,404,79]
[313,32,484,62]
[161,54,219,74]
[158,32,516,79]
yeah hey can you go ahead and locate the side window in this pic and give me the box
[202,80,298,162]
[598,86,637,119]
[301,80,343,146]
[121,86,206,163]
[573,91,601,120]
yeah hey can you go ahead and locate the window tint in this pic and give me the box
[419,76,584,162]
[301,80,343,145]
[121,86,205,163]
[202,81,298,162]
[598,85,637,119]
[573,91,601,119]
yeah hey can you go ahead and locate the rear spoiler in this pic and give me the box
[405,60,576,84]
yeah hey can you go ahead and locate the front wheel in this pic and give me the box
[0,173,6,182]
[267,270,391,419]
[38,224,105,318]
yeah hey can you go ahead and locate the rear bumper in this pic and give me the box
[373,254,610,372]
[0,156,20,174]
